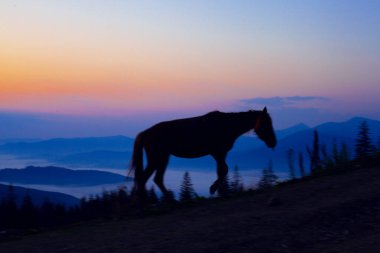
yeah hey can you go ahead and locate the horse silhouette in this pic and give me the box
[129,107,276,198]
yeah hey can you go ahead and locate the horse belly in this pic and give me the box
[148,120,217,158]
[169,139,211,158]
[171,149,209,158]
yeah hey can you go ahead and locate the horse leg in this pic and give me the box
[153,154,170,197]
[210,153,228,194]
[137,164,155,197]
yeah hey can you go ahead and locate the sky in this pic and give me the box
[1,0,380,137]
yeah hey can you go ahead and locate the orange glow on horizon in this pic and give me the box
[1,1,379,117]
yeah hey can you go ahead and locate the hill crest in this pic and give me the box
[1,165,380,252]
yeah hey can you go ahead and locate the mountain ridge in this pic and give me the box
[0,117,379,172]
[0,135,134,157]
[0,166,132,186]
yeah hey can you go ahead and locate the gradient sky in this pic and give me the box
[1,1,380,135]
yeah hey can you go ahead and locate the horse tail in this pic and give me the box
[128,131,145,184]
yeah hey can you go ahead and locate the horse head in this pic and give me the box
[254,107,277,149]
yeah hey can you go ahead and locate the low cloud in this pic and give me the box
[240,96,329,108]
[236,96,346,129]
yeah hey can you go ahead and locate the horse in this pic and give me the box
[129,107,276,198]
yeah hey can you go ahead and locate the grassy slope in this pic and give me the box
[1,166,380,253]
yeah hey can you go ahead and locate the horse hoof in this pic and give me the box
[209,184,218,194]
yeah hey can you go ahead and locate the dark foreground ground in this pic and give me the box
[1,166,380,253]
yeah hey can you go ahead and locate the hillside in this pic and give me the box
[1,165,380,253]
[0,184,79,207]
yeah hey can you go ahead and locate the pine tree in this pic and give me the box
[20,194,37,228]
[321,144,334,170]
[3,184,18,228]
[117,186,129,204]
[217,174,231,198]
[231,165,244,193]
[258,160,278,190]
[374,136,380,163]
[355,120,373,164]
[307,130,321,173]
[41,198,55,227]
[287,148,296,180]
[298,152,305,178]
[115,186,129,216]
[332,141,340,164]
[340,143,350,164]
[334,142,350,169]
[160,190,176,204]
[179,171,197,202]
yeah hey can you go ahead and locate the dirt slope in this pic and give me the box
[1,166,380,253]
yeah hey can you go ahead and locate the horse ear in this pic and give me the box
[263,107,267,113]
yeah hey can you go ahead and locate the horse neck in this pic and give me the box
[228,111,260,138]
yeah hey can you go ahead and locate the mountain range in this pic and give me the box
[0,117,379,174]
[0,166,131,186]
[228,117,380,172]
[0,135,134,157]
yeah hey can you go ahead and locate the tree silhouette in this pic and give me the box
[333,142,350,169]
[117,186,129,209]
[319,141,352,171]
[179,171,197,202]
[20,194,37,228]
[218,174,231,198]
[287,148,296,179]
[321,144,334,170]
[258,160,278,190]
[40,198,56,227]
[307,130,321,173]
[0,185,17,229]
[298,152,305,178]
[160,190,176,204]
[374,136,380,163]
[231,165,244,193]
[355,120,374,165]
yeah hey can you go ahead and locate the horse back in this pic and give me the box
[142,112,235,157]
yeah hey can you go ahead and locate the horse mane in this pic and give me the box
[205,110,221,116]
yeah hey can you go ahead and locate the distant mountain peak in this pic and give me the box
[288,123,310,130]
[346,116,379,124]
[276,123,310,139]
[315,116,380,131]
